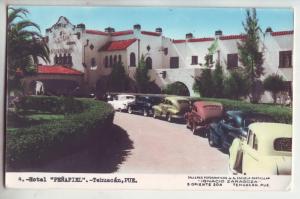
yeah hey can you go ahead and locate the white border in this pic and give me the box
[1,0,300,198]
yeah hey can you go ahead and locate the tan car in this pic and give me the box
[152,96,190,122]
[229,122,292,175]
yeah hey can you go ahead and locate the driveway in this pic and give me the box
[114,112,229,174]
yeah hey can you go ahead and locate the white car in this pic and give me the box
[107,94,135,111]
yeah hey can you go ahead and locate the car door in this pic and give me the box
[221,116,240,142]
[242,129,259,174]
[191,105,200,124]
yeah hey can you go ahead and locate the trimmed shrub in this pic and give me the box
[6,97,114,169]
[16,95,84,114]
[192,97,292,124]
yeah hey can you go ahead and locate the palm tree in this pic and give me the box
[7,7,50,92]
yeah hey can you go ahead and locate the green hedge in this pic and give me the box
[6,97,114,169]
[192,97,292,124]
[16,95,84,114]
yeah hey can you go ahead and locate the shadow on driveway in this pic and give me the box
[9,124,134,173]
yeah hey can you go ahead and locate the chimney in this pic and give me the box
[133,24,141,30]
[265,27,273,37]
[155,27,162,34]
[215,30,223,38]
[76,23,86,30]
[105,27,115,33]
[186,33,193,39]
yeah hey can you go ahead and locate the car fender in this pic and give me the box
[152,105,162,113]
[229,138,243,173]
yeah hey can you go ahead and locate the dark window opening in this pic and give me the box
[170,57,179,68]
[113,55,117,64]
[54,55,58,64]
[146,57,152,69]
[118,55,122,63]
[279,51,292,68]
[104,56,108,68]
[227,53,238,69]
[91,58,96,67]
[130,52,136,67]
[191,56,198,65]
[109,55,113,67]
[67,53,73,66]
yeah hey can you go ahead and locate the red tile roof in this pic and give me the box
[86,29,108,36]
[100,39,137,51]
[111,30,134,36]
[220,34,246,40]
[188,37,214,42]
[38,65,83,75]
[271,30,294,36]
[141,31,161,36]
[173,39,186,43]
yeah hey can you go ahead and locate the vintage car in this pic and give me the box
[185,101,223,134]
[152,96,190,122]
[107,94,135,111]
[127,95,162,116]
[229,122,292,175]
[208,111,274,151]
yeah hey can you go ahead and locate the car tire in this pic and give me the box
[128,106,132,114]
[143,109,148,117]
[167,113,172,122]
[153,111,157,118]
[208,130,216,147]
[186,120,190,129]
[192,123,197,134]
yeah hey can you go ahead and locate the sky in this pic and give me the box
[11,6,294,39]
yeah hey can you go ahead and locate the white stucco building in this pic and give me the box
[33,16,293,102]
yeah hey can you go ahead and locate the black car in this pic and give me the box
[127,95,162,116]
[208,110,274,151]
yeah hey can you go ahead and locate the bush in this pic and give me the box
[16,95,84,114]
[197,97,292,124]
[193,68,214,97]
[263,74,285,103]
[223,70,250,100]
[6,97,114,169]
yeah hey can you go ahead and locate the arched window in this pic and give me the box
[63,53,67,65]
[104,56,108,68]
[118,55,122,63]
[146,57,152,69]
[130,52,136,67]
[54,54,58,64]
[91,58,96,67]
[67,53,73,66]
[114,55,117,64]
[109,55,113,67]
[58,54,62,64]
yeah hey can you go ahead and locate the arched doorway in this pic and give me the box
[145,57,152,69]
[164,81,190,96]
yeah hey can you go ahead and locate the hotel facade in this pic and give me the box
[25,16,293,102]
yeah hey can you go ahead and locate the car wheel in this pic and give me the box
[153,111,157,118]
[128,106,132,114]
[186,120,190,129]
[143,109,148,117]
[191,123,198,134]
[208,130,216,147]
[167,113,172,122]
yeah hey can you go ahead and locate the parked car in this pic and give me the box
[152,96,190,122]
[185,101,223,134]
[229,122,292,175]
[208,111,274,151]
[127,95,162,116]
[107,94,135,111]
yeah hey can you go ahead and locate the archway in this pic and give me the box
[164,81,190,96]
[145,57,152,69]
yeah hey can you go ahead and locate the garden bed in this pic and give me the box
[6,96,115,170]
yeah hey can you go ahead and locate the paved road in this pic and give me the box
[114,112,229,174]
